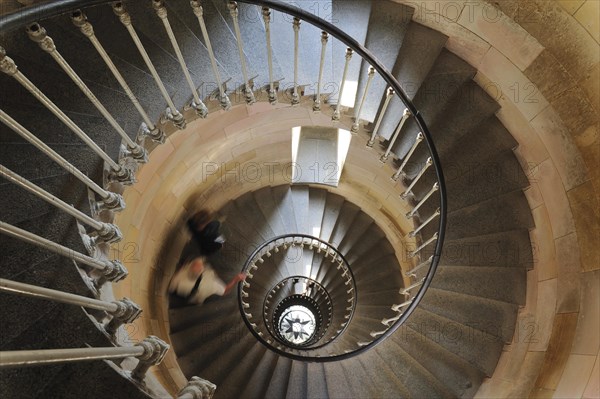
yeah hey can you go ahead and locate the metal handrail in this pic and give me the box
[233,0,447,361]
[1,0,447,363]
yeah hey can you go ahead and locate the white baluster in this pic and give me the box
[228,1,255,105]
[367,87,394,147]
[313,31,328,112]
[152,0,207,117]
[332,48,353,121]
[291,17,301,105]
[71,10,164,143]
[391,299,413,312]
[381,108,411,162]
[406,183,439,219]
[392,132,424,180]
[262,7,277,105]
[0,221,127,284]
[0,48,134,184]
[408,233,438,258]
[27,23,148,163]
[409,208,441,237]
[191,0,231,110]
[112,2,185,129]
[400,157,433,199]
[352,66,375,132]
[0,110,124,211]
[0,166,122,245]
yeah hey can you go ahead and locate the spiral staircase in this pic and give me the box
[0,0,539,398]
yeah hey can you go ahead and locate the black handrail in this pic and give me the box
[235,0,447,361]
[1,0,447,363]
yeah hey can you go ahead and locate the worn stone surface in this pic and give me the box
[568,181,600,272]
[555,233,582,313]
[534,312,579,390]
[574,0,600,44]
[457,2,544,70]
[570,270,600,356]
[524,49,577,102]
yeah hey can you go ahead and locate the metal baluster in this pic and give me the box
[391,299,413,312]
[0,222,127,284]
[370,330,385,338]
[191,0,231,110]
[0,48,134,184]
[227,1,255,105]
[152,0,208,117]
[313,31,328,112]
[380,109,411,162]
[332,48,353,121]
[0,110,124,212]
[262,7,277,105]
[400,278,425,295]
[26,23,148,163]
[177,377,217,399]
[404,255,433,277]
[291,17,301,105]
[367,87,394,147]
[381,314,401,327]
[0,166,122,245]
[400,157,433,199]
[71,10,165,143]
[352,66,375,132]
[409,208,441,238]
[0,336,169,382]
[0,279,141,334]
[112,2,185,129]
[392,132,424,180]
[406,183,439,219]
[408,233,438,258]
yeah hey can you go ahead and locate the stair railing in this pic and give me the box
[234,0,447,358]
[152,0,208,118]
[0,278,141,334]
[0,222,127,286]
[0,109,125,212]
[0,47,135,185]
[71,10,165,143]
[0,166,122,245]
[112,1,186,129]
[0,0,447,366]
[26,22,149,163]
[0,335,169,382]
[191,0,231,110]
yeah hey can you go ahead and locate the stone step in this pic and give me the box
[240,349,280,399]
[421,287,519,343]
[286,360,308,399]
[374,339,455,398]
[318,192,345,242]
[375,21,448,141]
[333,0,372,106]
[290,185,311,235]
[253,186,288,236]
[431,265,526,305]
[264,355,293,399]
[393,318,486,398]
[356,1,414,122]
[306,362,328,398]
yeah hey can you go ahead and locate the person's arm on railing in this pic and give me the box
[223,273,247,295]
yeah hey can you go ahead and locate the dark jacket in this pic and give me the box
[187,219,225,256]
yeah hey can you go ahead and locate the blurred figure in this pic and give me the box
[168,257,246,305]
[187,210,225,256]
